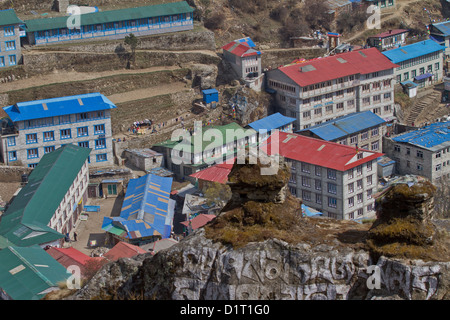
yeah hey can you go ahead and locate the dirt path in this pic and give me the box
[345,0,423,43]
[0,65,182,93]
[108,82,188,104]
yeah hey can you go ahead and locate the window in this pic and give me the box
[43,131,55,142]
[94,124,105,134]
[78,141,90,148]
[27,148,39,159]
[348,182,354,194]
[371,128,379,136]
[302,176,311,187]
[44,146,55,154]
[367,175,373,186]
[96,154,107,162]
[28,163,38,168]
[394,145,401,152]
[60,115,71,124]
[4,26,14,36]
[350,135,358,144]
[302,163,311,173]
[417,163,423,171]
[26,133,38,144]
[60,129,71,139]
[371,141,379,151]
[367,161,373,171]
[7,136,16,146]
[0,57,4,67]
[348,168,354,179]
[289,173,297,184]
[367,189,373,199]
[5,41,15,51]
[302,190,311,201]
[361,132,369,141]
[327,169,336,180]
[289,187,297,196]
[357,193,363,204]
[417,150,423,158]
[356,165,363,176]
[328,197,337,208]
[348,197,354,208]
[327,183,337,194]
[8,151,17,162]
[315,166,321,176]
[77,126,89,137]
[357,208,364,216]
[95,138,106,149]
[8,55,16,66]
[357,179,363,190]
[315,179,322,191]
[436,164,442,171]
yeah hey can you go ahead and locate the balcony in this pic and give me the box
[300,80,360,99]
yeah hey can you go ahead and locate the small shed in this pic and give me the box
[101,179,124,198]
[377,155,396,178]
[123,148,163,172]
[400,80,418,98]
[202,89,219,108]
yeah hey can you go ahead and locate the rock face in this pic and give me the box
[68,164,450,300]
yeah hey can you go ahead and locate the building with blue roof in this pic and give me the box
[247,112,295,141]
[383,121,450,182]
[429,20,450,57]
[102,174,176,246]
[0,92,116,167]
[297,111,385,151]
[382,39,445,88]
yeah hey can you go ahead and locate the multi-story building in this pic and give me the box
[382,39,445,88]
[153,122,257,180]
[262,132,383,221]
[367,29,408,51]
[24,1,194,46]
[364,0,396,11]
[383,121,450,183]
[0,9,24,68]
[0,144,91,249]
[429,21,450,58]
[266,48,398,131]
[0,92,116,167]
[247,112,296,142]
[222,37,264,91]
[297,111,386,152]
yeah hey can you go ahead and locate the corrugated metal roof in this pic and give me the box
[278,48,398,87]
[368,29,409,39]
[430,21,450,37]
[222,37,262,57]
[382,39,445,64]
[180,214,216,230]
[0,245,69,300]
[298,111,386,141]
[102,174,175,240]
[3,92,116,122]
[261,132,384,172]
[392,121,450,151]
[0,145,91,248]
[103,241,147,261]
[0,9,24,26]
[248,112,296,132]
[190,162,233,184]
[24,1,194,32]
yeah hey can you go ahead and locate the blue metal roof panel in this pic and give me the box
[382,40,445,64]
[432,21,450,36]
[3,92,117,122]
[392,121,450,150]
[298,111,386,141]
[202,88,219,95]
[248,112,296,132]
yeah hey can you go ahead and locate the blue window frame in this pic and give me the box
[27,148,39,159]
[96,153,107,162]
[8,55,16,66]
[5,41,15,51]
[94,124,105,134]
[60,129,71,139]
[95,138,106,150]
[77,126,88,137]
[0,57,4,67]
[8,151,17,161]
[60,115,71,124]
[26,133,38,144]
[78,141,89,148]
[44,146,55,154]
[43,131,55,142]
[28,163,38,168]
[4,26,14,36]
[7,136,16,146]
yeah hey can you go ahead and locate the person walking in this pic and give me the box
[73,232,78,242]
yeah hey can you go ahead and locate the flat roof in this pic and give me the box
[382,39,445,64]
[392,121,450,152]
[248,112,296,132]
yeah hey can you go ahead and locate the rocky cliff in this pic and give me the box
[67,159,450,300]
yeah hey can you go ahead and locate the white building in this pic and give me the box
[262,132,384,221]
[266,48,398,131]
[0,92,116,167]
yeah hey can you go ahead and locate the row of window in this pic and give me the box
[22,112,107,130]
[4,26,15,37]
[0,40,16,52]
[12,150,107,167]
[0,54,16,67]
[396,63,440,83]
[8,142,106,161]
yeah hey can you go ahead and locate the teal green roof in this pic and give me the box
[25,1,194,32]
[0,9,23,26]
[0,144,91,248]
[0,245,69,300]
[153,122,256,152]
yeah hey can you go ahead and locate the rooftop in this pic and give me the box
[247,112,296,132]
[103,241,147,261]
[0,9,23,26]
[3,92,117,122]
[430,20,450,37]
[297,111,386,141]
[382,39,446,64]
[0,144,91,248]
[391,121,450,152]
[189,161,234,184]
[222,37,262,57]
[261,132,384,172]
[277,48,398,87]
[24,1,194,32]
[368,29,409,39]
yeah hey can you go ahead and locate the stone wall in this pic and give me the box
[0,165,32,182]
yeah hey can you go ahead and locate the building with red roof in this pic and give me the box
[45,247,105,278]
[103,241,147,261]
[266,48,399,131]
[261,131,383,221]
[180,213,216,231]
[189,161,233,189]
[367,29,408,51]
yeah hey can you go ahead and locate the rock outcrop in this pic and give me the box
[68,161,450,300]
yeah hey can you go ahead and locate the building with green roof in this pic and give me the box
[0,9,25,68]
[152,122,257,179]
[0,245,69,300]
[0,144,91,249]
[24,1,194,45]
